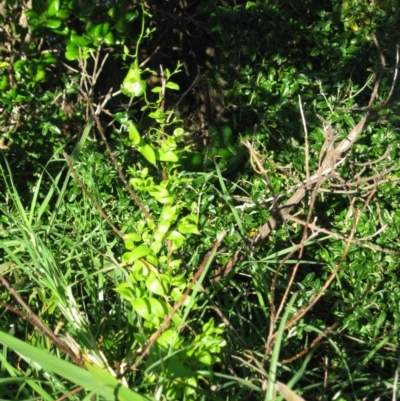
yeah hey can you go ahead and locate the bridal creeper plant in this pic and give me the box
[115,54,227,398]
[82,10,225,400]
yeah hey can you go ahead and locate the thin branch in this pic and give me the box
[281,322,340,364]
[299,95,310,181]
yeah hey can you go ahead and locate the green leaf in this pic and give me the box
[166,230,185,241]
[177,214,199,234]
[122,245,151,263]
[0,75,8,90]
[150,240,163,254]
[146,276,167,296]
[53,25,69,35]
[177,223,200,235]
[65,43,80,61]
[114,283,134,300]
[165,81,180,90]
[131,297,169,319]
[156,149,179,162]
[157,329,181,348]
[55,9,69,20]
[124,232,142,250]
[125,10,139,22]
[157,220,171,236]
[94,22,110,38]
[139,144,157,165]
[46,0,60,16]
[104,31,115,45]
[129,123,141,145]
[122,63,146,97]
[45,18,62,29]
[124,232,142,243]
[148,110,165,122]
[194,349,215,366]
[131,245,151,260]
[148,185,172,203]
[160,205,177,221]
[70,32,92,47]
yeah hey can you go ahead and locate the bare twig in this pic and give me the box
[299,95,310,181]
[281,322,340,364]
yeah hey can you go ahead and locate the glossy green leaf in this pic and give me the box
[157,329,180,348]
[125,10,139,22]
[194,349,214,366]
[94,22,110,38]
[124,232,142,243]
[130,245,151,260]
[122,63,146,97]
[70,32,91,47]
[122,245,151,263]
[129,123,141,145]
[114,283,134,300]
[145,276,167,296]
[46,0,60,16]
[104,31,115,45]
[165,81,180,90]
[122,79,146,98]
[65,43,79,61]
[45,18,62,29]
[139,144,156,165]
[156,149,179,162]
[55,9,70,20]
[53,25,69,36]
[160,205,177,221]
[177,223,200,235]
[166,230,185,241]
[131,297,169,319]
